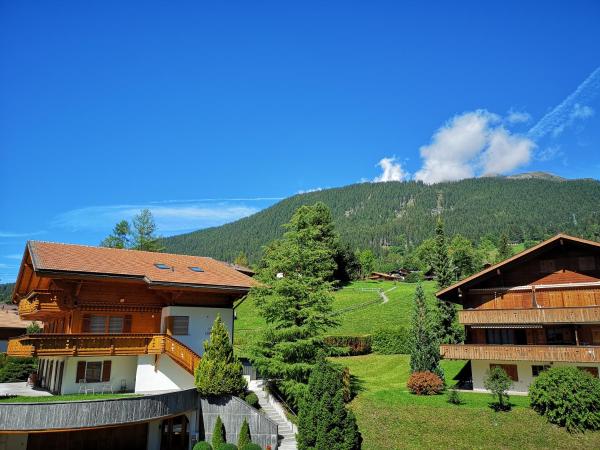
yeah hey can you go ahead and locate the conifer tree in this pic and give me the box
[297,358,361,450]
[101,220,131,249]
[410,284,443,380]
[234,251,250,268]
[195,315,246,396]
[249,202,339,407]
[237,418,251,448]
[211,416,226,449]
[433,219,461,344]
[131,208,164,252]
[497,233,512,262]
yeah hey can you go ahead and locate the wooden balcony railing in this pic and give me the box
[440,344,600,363]
[7,333,201,375]
[18,290,65,319]
[459,306,600,325]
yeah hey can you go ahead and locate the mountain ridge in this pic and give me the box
[162,176,600,263]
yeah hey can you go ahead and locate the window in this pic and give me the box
[546,326,575,345]
[578,367,599,377]
[89,315,106,333]
[154,263,171,270]
[108,316,124,333]
[532,365,550,376]
[189,266,204,272]
[490,364,518,381]
[85,362,103,382]
[76,360,112,383]
[486,328,516,345]
[539,259,556,274]
[168,316,189,335]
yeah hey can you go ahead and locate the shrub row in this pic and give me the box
[323,335,372,355]
[372,327,411,354]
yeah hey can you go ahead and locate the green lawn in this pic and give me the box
[331,354,600,449]
[234,280,438,354]
[0,393,140,403]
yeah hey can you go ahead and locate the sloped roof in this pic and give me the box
[0,305,35,329]
[26,241,256,291]
[436,233,600,300]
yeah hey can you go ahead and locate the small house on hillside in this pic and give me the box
[368,272,402,281]
[0,304,38,352]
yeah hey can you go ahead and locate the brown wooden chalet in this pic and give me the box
[7,241,255,394]
[437,233,600,391]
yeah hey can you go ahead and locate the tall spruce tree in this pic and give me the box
[497,233,512,262]
[100,209,163,252]
[297,358,361,450]
[410,284,443,379]
[249,202,339,407]
[433,218,461,344]
[195,315,247,396]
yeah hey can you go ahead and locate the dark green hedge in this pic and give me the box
[323,335,372,355]
[0,355,37,383]
[372,327,411,354]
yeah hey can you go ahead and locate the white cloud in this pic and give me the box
[528,66,600,140]
[536,145,564,162]
[3,254,22,260]
[481,128,534,175]
[373,157,409,182]
[52,201,264,234]
[297,187,324,194]
[414,110,534,184]
[506,110,531,124]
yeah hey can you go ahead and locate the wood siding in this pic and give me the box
[459,306,600,325]
[440,344,600,362]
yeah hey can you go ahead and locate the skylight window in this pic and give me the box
[154,263,171,270]
[189,266,204,273]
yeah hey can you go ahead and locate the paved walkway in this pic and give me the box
[249,380,297,450]
[0,382,52,397]
[379,285,397,304]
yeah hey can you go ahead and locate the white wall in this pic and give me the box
[134,354,195,393]
[160,306,234,356]
[146,419,162,450]
[471,359,600,394]
[60,356,138,395]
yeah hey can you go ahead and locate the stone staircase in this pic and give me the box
[249,380,297,450]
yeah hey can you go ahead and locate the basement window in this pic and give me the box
[154,263,171,270]
[189,266,204,273]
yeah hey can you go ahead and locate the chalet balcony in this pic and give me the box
[18,290,65,320]
[440,344,600,363]
[7,333,201,374]
[458,306,600,325]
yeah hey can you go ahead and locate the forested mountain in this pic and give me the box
[162,176,600,264]
[0,283,15,304]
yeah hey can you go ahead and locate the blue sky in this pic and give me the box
[1,1,600,281]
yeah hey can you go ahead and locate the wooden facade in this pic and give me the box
[437,234,600,373]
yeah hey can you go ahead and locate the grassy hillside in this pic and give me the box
[162,177,600,263]
[334,354,600,449]
[234,280,437,354]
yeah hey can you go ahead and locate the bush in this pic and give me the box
[0,357,37,383]
[529,366,600,432]
[193,443,212,450]
[237,418,251,448]
[404,272,423,283]
[407,371,444,395]
[218,445,237,450]
[241,444,262,450]
[212,416,226,449]
[372,327,410,354]
[243,391,259,409]
[323,335,372,355]
[484,366,512,411]
[447,387,463,405]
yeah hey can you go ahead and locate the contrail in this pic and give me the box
[528,66,600,140]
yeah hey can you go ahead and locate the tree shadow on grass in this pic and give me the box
[349,374,365,400]
[488,401,513,412]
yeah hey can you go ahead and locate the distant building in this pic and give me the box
[437,234,600,393]
[368,272,402,281]
[0,304,38,352]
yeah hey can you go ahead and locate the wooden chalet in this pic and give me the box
[437,233,600,392]
[0,304,39,352]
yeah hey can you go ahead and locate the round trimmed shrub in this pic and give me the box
[193,443,212,450]
[241,444,262,450]
[407,371,444,395]
[243,392,259,409]
[218,444,238,450]
[529,366,600,432]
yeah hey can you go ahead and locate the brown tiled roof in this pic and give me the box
[27,241,256,291]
